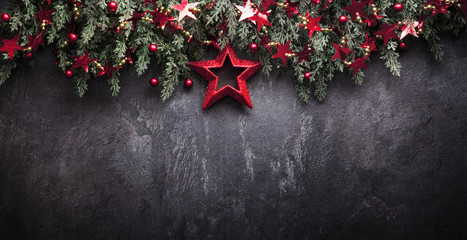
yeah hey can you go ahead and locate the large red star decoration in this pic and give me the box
[272,39,294,66]
[375,23,398,46]
[300,13,322,38]
[189,44,262,109]
[0,34,25,60]
[152,10,175,29]
[343,0,368,20]
[171,0,199,21]
[70,51,96,72]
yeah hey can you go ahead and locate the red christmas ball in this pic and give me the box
[24,52,33,60]
[304,72,311,80]
[250,43,258,53]
[108,1,118,12]
[338,15,348,24]
[65,70,74,79]
[1,13,10,22]
[150,78,159,87]
[399,42,407,50]
[67,33,78,43]
[148,44,158,54]
[185,79,193,88]
[394,3,403,12]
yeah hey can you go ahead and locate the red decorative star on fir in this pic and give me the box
[300,13,322,38]
[343,0,368,20]
[27,31,44,52]
[272,40,294,66]
[425,0,450,16]
[346,57,369,75]
[189,44,262,109]
[36,7,54,23]
[236,0,257,22]
[331,43,352,61]
[375,23,398,46]
[360,33,377,52]
[363,10,383,27]
[296,45,314,65]
[286,0,299,17]
[0,34,25,60]
[70,51,96,73]
[400,20,419,39]
[249,10,272,32]
[96,62,122,78]
[172,0,199,21]
[152,10,175,30]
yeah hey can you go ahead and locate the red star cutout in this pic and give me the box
[346,57,369,75]
[364,10,383,27]
[152,10,175,30]
[343,0,368,20]
[296,45,314,65]
[331,43,352,61]
[236,0,257,22]
[375,23,398,46]
[425,0,450,16]
[300,13,322,38]
[0,34,25,60]
[400,20,419,40]
[96,62,122,77]
[360,33,377,52]
[261,0,277,11]
[189,44,262,109]
[70,51,96,73]
[272,40,293,66]
[27,31,44,52]
[249,10,272,32]
[172,0,199,21]
[286,0,299,17]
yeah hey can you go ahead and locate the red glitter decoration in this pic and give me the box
[0,34,25,60]
[272,39,293,66]
[189,44,262,109]
[300,13,322,38]
[70,51,96,73]
[375,23,398,46]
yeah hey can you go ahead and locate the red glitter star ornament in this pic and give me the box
[272,39,294,66]
[172,0,199,21]
[285,0,299,17]
[300,13,322,38]
[249,10,272,32]
[27,31,44,51]
[296,45,314,65]
[152,10,175,29]
[236,0,256,22]
[70,51,96,72]
[346,57,368,75]
[95,62,122,77]
[0,34,25,60]
[400,20,419,39]
[189,44,262,109]
[375,23,398,46]
[343,0,368,20]
[331,43,352,61]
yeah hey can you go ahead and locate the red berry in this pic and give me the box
[399,42,407,50]
[108,1,118,12]
[339,15,348,24]
[250,43,258,53]
[67,33,78,43]
[24,52,33,60]
[150,78,159,87]
[148,44,158,54]
[185,79,193,88]
[304,72,311,80]
[65,70,73,79]
[394,3,403,12]
[1,13,10,23]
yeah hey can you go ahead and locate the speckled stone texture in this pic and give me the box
[0,23,467,240]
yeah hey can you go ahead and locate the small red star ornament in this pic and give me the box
[70,51,96,72]
[375,23,398,46]
[296,45,314,65]
[0,34,25,60]
[331,43,352,61]
[272,39,294,66]
[346,57,368,75]
[400,20,419,39]
[189,44,262,109]
[343,0,368,20]
[95,62,122,77]
[300,13,322,38]
[152,10,175,29]
[172,0,199,22]
[236,0,257,22]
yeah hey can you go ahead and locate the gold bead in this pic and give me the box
[397,21,403,26]
[121,59,126,64]
[160,6,165,11]
[167,9,172,14]
[417,28,423,34]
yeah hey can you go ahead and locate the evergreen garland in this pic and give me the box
[0,0,466,102]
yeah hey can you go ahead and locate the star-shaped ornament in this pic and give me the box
[272,40,294,66]
[296,45,314,65]
[152,10,175,30]
[70,51,96,72]
[286,0,299,17]
[0,34,25,60]
[346,57,368,75]
[36,7,54,23]
[400,20,419,40]
[249,10,272,32]
[300,13,322,38]
[343,0,368,20]
[375,23,398,46]
[331,43,352,61]
[236,0,257,22]
[360,33,377,52]
[27,32,44,52]
[172,0,199,22]
[96,62,122,77]
[189,44,262,109]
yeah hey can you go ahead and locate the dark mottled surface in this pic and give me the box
[1,10,467,240]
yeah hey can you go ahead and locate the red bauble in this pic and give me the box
[338,15,348,24]
[108,1,118,12]
[399,42,407,50]
[304,72,311,80]
[1,13,10,23]
[250,43,258,53]
[148,44,158,54]
[67,33,78,43]
[394,3,403,12]
[185,79,193,88]
[65,70,73,79]
[150,78,159,87]
[24,52,33,60]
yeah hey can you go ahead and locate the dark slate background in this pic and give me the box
[1,6,467,240]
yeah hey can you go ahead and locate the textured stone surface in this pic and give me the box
[1,28,467,239]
